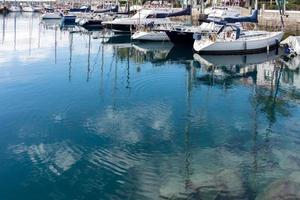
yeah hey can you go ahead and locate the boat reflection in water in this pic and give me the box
[193,50,282,86]
[2,14,300,200]
[132,42,174,63]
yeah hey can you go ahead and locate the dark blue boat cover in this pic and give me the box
[223,10,258,23]
[156,5,191,18]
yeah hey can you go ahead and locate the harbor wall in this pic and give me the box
[259,9,300,33]
[185,7,300,33]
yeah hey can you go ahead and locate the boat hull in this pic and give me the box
[131,31,169,41]
[61,16,76,25]
[22,7,35,12]
[165,30,194,44]
[42,13,61,20]
[193,32,284,55]
[81,20,103,30]
[104,23,132,33]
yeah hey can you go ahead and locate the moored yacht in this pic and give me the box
[78,15,103,29]
[41,12,62,20]
[193,24,284,54]
[22,5,34,12]
[165,22,222,45]
[164,8,256,45]
[102,6,191,33]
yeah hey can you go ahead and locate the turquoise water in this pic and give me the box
[1,13,300,200]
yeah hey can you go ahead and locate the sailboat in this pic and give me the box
[164,6,241,45]
[130,5,192,41]
[193,24,284,55]
[41,12,62,20]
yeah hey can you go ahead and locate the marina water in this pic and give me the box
[1,13,300,199]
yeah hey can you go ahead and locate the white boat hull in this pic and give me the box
[22,6,34,12]
[193,31,284,55]
[33,7,43,12]
[131,31,169,41]
[41,13,61,20]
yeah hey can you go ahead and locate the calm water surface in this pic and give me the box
[1,13,300,200]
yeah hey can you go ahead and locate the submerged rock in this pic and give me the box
[160,169,246,200]
[256,180,300,200]
[273,149,300,170]
[289,172,300,183]
[188,169,246,199]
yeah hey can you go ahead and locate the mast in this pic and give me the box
[126,47,130,89]
[99,44,104,95]
[28,13,33,55]
[68,32,73,82]
[87,33,91,82]
[184,63,193,192]
[54,26,57,63]
[112,50,118,109]
[251,64,258,194]
[14,13,16,50]
[38,20,41,48]
[2,12,5,44]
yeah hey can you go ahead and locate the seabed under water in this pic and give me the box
[0,12,300,200]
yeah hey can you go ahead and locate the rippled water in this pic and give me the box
[1,13,300,200]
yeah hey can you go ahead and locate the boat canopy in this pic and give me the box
[223,10,258,23]
[155,5,191,18]
[69,6,91,13]
[217,24,241,39]
[94,5,118,13]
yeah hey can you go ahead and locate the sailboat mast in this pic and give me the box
[68,32,73,82]
[14,13,16,50]
[87,33,91,82]
[54,26,57,63]
[2,14,5,44]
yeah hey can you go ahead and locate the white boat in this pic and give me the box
[131,30,169,41]
[193,25,284,54]
[22,6,34,12]
[164,8,256,45]
[102,7,189,33]
[204,6,241,21]
[41,12,62,20]
[33,6,43,12]
[8,5,21,12]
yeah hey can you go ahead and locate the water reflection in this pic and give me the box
[1,14,300,200]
